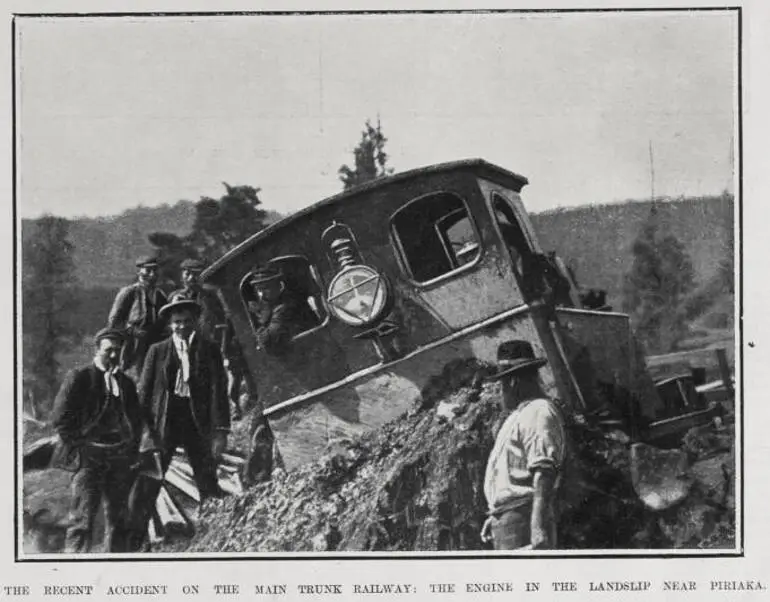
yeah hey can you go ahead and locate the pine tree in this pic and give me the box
[149,183,268,279]
[338,118,394,190]
[22,216,80,414]
[623,204,695,353]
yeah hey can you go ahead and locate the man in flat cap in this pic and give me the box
[480,340,567,550]
[50,328,147,553]
[170,258,246,417]
[245,264,318,353]
[107,255,168,380]
[127,297,230,549]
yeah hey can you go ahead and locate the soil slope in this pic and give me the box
[173,361,735,553]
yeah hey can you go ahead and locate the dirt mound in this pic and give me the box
[169,362,735,553]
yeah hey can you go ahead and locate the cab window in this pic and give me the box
[239,255,327,340]
[391,192,481,283]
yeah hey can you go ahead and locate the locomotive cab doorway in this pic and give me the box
[488,190,542,302]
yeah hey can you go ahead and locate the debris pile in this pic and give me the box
[170,361,735,553]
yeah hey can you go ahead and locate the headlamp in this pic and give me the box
[327,265,389,326]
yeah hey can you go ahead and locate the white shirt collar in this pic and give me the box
[172,331,195,349]
[93,358,120,396]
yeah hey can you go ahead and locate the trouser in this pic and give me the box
[490,504,531,550]
[65,451,136,553]
[125,397,219,551]
[120,331,151,381]
[227,360,244,406]
[121,327,166,381]
[489,501,558,550]
[163,396,219,495]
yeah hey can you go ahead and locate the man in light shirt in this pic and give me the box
[50,328,145,553]
[481,340,566,550]
[127,298,230,549]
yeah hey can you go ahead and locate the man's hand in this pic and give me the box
[480,516,494,544]
[211,432,227,460]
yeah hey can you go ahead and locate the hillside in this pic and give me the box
[21,201,283,289]
[21,194,733,299]
[531,194,734,308]
[19,194,733,349]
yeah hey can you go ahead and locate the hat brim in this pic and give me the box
[249,274,283,286]
[158,299,202,321]
[94,328,128,343]
[180,262,205,272]
[486,357,547,381]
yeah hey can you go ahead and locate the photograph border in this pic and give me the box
[12,5,744,562]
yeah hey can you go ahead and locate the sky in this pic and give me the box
[15,11,737,219]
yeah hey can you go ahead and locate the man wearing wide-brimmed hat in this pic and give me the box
[107,255,169,380]
[170,258,246,416]
[480,340,566,550]
[127,297,230,548]
[50,327,146,553]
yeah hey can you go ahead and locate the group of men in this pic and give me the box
[50,255,287,553]
[49,251,568,553]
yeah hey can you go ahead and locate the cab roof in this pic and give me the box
[203,158,528,281]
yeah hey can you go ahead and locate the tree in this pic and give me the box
[338,117,394,190]
[623,204,695,354]
[717,191,735,294]
[22,215,80,414]
[149,183,268,281]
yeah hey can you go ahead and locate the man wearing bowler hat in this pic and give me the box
[170,258,246,416]
[50,328,146,553]
[127,297,229,548]
[107,255,168,380]
[480,340,566,550]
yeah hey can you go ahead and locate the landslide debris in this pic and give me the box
[167,360,735,553]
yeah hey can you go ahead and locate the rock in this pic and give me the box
[630,443,694,511]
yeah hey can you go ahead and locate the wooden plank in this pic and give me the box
[172,460,194,479]
[156,487,189,530]
[165,466,201,504]
[696,378,734,393]
[221,452,246,466]
[716,348,735,401]
[645,403,720,440]
[218,472,243,497]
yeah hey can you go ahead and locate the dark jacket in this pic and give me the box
[248,292,319,353]
[137,335,229,453]
[108,282,168,334]
[50,364,144,471]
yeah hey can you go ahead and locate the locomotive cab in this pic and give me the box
[204,159,677,469]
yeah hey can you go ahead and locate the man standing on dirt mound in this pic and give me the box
[127,297,230,550]
[50,328,146,553]
[107,255,168,381]
[480,340,566,550]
